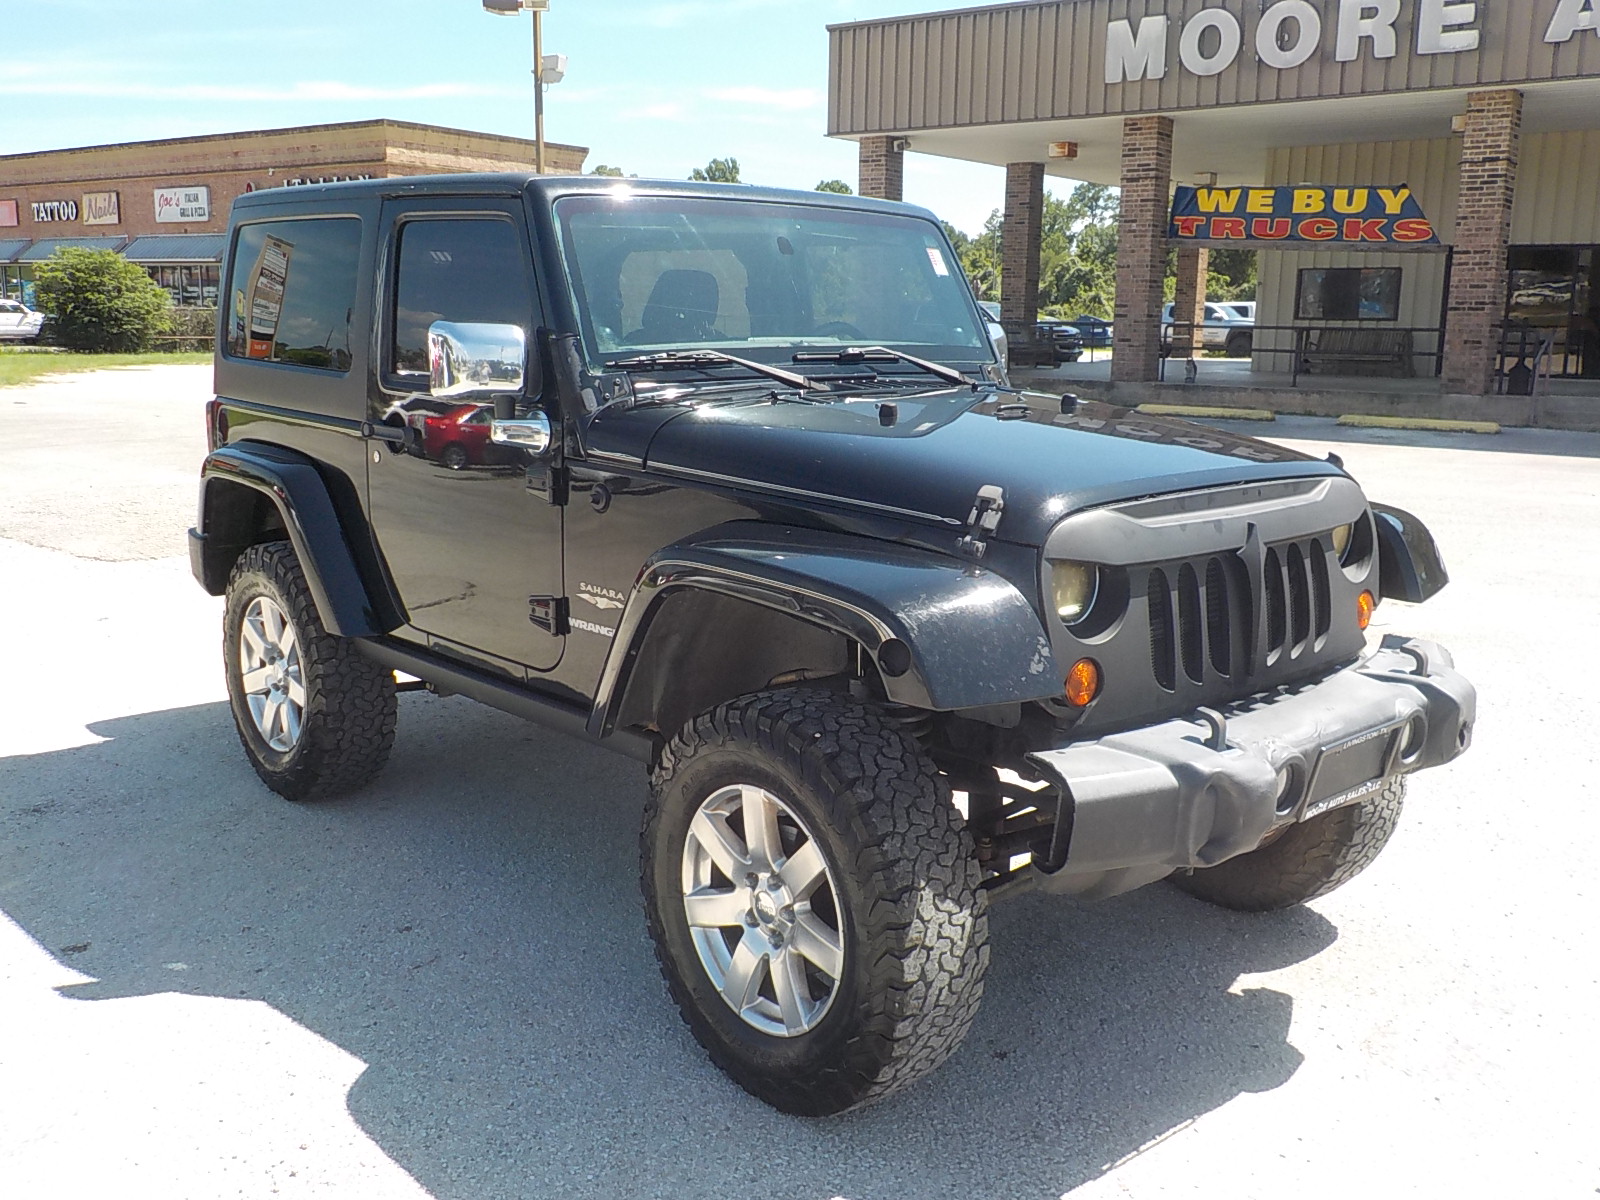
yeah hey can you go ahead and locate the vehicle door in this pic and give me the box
[0,300,21,337]
[365,197,564,677]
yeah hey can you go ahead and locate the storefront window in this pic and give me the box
[1295,267,1402,321]
[1506,245,1599,378]
[143,263,222,307]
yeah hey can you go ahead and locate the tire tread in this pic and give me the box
[1171,777,1405,911]
[224,541,396,801]
[642,688,988,1114]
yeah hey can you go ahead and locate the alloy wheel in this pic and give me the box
[680,783,845,1037]
[238,595,306,752]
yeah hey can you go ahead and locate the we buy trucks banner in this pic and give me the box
[1169,186,1440,246]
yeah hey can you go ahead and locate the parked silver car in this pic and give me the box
[1162,300,1254,357]
[0,299,45,342]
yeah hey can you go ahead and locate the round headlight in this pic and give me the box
[1052,561,1098,625]
[1330,523,1353,559]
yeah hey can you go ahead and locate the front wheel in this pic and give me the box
[1170,778,1405,911]
[642,689,988,1115]
[223,541,397,801]
[1225,331,1253,358]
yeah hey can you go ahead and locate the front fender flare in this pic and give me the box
[1372,502,1449,604]
[589,523,1061,738]
[195,442,399,638]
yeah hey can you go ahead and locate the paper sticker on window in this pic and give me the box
[926,247,950,277]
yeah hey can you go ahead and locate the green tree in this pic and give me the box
[34,247,171,352]
[689,157,741,183]
[815,179,853,194]
[590,164,626,177]
[945,183,1123,316]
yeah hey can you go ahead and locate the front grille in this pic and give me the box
[1147,536,1332,692]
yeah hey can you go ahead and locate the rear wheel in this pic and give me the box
[223,541,397,801]
[1170,778,1405,911]
[642,689,988,1115]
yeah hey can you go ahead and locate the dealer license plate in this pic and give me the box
[1302,723,1401,820]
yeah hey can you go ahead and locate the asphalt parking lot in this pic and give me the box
[1,365,1596,1199]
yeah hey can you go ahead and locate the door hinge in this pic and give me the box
[528,595,570,635]
[527,463,570,506]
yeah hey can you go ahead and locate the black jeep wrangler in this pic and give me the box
[189,175,1475,1115]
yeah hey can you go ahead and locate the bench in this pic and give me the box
[1298,327,1415,378]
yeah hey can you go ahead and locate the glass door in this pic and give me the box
[1505,245,1600,378]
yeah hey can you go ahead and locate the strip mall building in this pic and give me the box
[0,119,585,308]
[830,0,1600,425]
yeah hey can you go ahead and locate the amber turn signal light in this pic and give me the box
[1356,590,1376,630]
[1064,658,1102,707]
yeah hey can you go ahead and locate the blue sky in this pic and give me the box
[0,0,1056,235]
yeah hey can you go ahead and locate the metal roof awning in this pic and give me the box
[18,237,129,261]
[0,239,30,263]
[122,234,228,263]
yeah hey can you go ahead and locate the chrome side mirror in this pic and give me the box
[428,321,527,398]
[490,412,552,454]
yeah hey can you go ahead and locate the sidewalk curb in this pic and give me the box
[1336,414,1501,434]
[1136,403,1276,421]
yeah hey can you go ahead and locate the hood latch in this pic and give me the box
[957,485,1005,560]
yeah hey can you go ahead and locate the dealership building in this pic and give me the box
[0,119,586,308]
[831,0,1600,425]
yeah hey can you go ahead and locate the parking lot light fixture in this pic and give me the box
[482,0,553,175]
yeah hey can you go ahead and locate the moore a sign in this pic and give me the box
[1106,0,1600,83]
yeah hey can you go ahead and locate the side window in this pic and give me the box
[389,217,533,376]
[225,217,360,371]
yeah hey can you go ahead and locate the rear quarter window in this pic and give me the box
[225,217,361,372]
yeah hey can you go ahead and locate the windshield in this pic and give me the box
[554,193,993,373]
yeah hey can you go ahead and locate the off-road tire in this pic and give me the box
[642,688,988,1115]
[223,541,397,801]
[1170,777,1405,911]
[1225,331,1253,358]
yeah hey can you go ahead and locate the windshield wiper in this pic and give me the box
[790,346,975,388]
[604,349,818,392]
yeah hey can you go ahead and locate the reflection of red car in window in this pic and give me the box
[420,403,495,469]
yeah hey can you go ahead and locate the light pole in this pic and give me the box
[483,0,551,174]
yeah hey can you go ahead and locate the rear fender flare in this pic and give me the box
[196,442,400,638]
[588,524,1061,738]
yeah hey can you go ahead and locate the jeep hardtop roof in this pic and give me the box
[228,173,942,224]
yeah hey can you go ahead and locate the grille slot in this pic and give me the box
[1263,548,1286,658]
[1148,568,1175,691]
[1177,564,1204,683]
[1205,558,1232,677]
[1287,542,1311,651]
[1311,539,1332,641]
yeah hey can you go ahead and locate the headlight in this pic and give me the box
[1051,561,1098,625]
[1330,523,1353,560]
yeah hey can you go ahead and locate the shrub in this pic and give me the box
[33,247,172,352]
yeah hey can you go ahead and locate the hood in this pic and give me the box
[619,390,1338,547]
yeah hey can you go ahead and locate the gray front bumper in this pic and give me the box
[1024,635,1475,899]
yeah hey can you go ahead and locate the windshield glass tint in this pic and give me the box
[554,194,989,367]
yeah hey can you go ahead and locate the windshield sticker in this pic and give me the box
[926,247,950,277]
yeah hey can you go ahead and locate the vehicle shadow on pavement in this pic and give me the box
[1,695,1336,1200]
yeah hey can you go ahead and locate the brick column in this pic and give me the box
[1443,89,1522,395]
[858,136,904,201]
[1112,116,1174,383]
[1000,161,1045,333]
[1171,245,1209,359]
